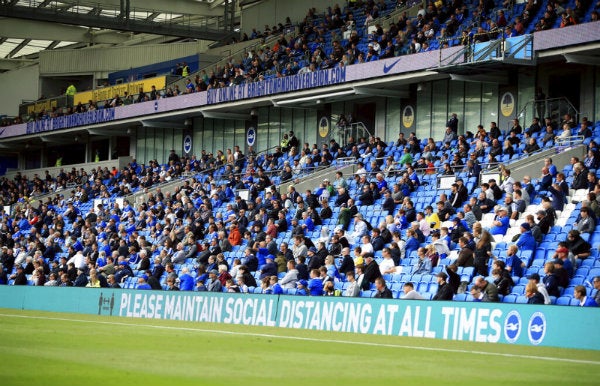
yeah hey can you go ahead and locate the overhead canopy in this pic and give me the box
[0,0,239,68]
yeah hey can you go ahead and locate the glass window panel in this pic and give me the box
[136,128,146,164]
[257,107,269,153]
[596,68,600,123]
[518,72,535,120]
[293,109,305,147]
[172,129,182,162]
[202,120,213,154]
[481,83,499,133]
[234,120,245,150]
[213,120,224,154]
[268,108,281,151]
[463,82,482,136]
[386,98,401,143]
[279,108,293,149]
[162,128,173,164]
[193,119,203,157]
[304,109,317,148]
[448,80,465,133]
[431,80,448,140]
[223,122,235,154]
[416,85,431,139]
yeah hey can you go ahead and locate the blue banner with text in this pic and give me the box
[0,287,598,350]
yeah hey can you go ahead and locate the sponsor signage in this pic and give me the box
[1,287,598,350]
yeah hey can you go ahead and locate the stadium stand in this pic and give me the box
[1,0,600,309]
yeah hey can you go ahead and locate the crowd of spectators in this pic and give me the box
[2,109,599,307]
[4,0,600,128]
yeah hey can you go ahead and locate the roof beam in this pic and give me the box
[83,0,225,17]
[0,18,131,44]
[0,58,36,71]
[6,38,30,59]
[0,4,234,40]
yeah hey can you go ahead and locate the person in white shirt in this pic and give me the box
[360,235,374,256]
[344,270,361,297]
[350,214,368,245]
[416,212,431,237]
[401,282,424,300]
[279,260,299,289]
[379,247,397,275]
[68,251,86,270]
[355,162,367,177]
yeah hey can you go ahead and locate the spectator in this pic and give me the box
[432,272,453,300]
[401,282,424,300]
[574,285,598,307]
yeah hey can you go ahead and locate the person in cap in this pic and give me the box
[432,272,454,300]
[207,269,222,292]
[551,248,571,286]
[361,253,382,291]
[260,255,278,279]
[514,222,536,254]
[535,209,552,235]
[136,274,152,290]
[565,229,592,261]
[489,206,510,236]
[296,279,308,296]
[574,285,598,307]
[73,267,89,287]
[449,216,467,244]
[10,265,27,285]
[527,273,551,304]
[350,212,368,244]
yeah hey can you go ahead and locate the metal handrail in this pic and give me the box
[516,97,580,125]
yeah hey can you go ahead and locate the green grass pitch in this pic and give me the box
[0,308,598,386]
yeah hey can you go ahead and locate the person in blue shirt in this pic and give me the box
[405,229,420,257]
[270,276,284,295]
[301,211,315,232]
[136,275,152,290]
[504,245,525,278]
[515,222,536,253]
[307,269,323,296]
[489,207,510,236]
[296,279,308,296]
[179,267,195,291]
[544,158,557,177]
[574,285,598,307]
[259,255,278,279]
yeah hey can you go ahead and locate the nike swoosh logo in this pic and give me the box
[383,58,402,74]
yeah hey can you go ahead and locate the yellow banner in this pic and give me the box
[26,99,58,115]
[74,76,167,105]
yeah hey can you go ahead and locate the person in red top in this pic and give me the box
[228,222,242,246]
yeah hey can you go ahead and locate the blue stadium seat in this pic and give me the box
[502,294,517,303]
